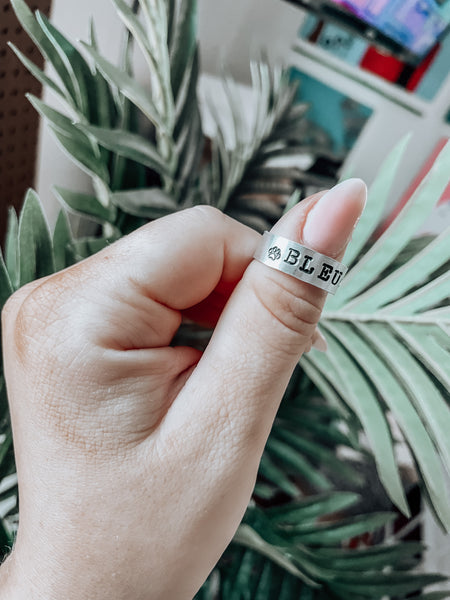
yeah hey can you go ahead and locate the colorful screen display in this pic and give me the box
[330,0,450,57]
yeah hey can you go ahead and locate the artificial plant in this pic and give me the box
[0,0,449,598]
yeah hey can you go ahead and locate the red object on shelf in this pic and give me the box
[406,43,440,92]
[360,46,406,82]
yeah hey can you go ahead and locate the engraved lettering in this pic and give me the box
[284,248,301,266]
[299,255,314,275]
[318,263,333,282]
[332,270,343,285]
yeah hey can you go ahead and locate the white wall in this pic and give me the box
[198,0,305,83]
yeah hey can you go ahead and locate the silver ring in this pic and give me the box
[253,232,347,295]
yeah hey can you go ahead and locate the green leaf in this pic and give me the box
[52,210,77,272]
[0,251,13,373]
[345,226,450,314]
[80,43,164,130]
[174,45,199,128]
[326,321,450,529]
[10,0,77,104]
[27,95,109,183]
[313,542,424,570]
[300,357,348,416]
[267,492,360,525]
[343,134,411,267]
[54,186,116,224]
[110,0,157,72]
[4,208,19,290]
[266,437,332,491]
[83,28,118,129]
[110,188,178,219]
[8,42,66,101]
[0,518,12,554]
[273,430,360,486]
[111,0,174,132]
[379,271,450,316]
[234,524,319,588]
[0,430,13,471]
[72,236,116,261]
[323,333,409,515]
[358,324,450,481]
[18,190,55,286]
[170,0,198,100]
[331,572,446,598]
[35,12,92,116]
[292,512,395,546]
[393,323,450,391]
[0,251,13,314]
[258,453,299,498]
[333,140,450,308]
[77,124,168,176]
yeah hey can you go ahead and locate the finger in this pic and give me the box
[168,179,366,450]
[44,207,260,350]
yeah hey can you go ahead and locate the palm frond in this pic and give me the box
[304,140,450,528]
[257,368,363,500]
[201,63,315,231]
[197,493,446,599]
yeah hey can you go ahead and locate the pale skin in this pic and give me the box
[0,178,366,599]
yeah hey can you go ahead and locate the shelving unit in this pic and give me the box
[290,37,450,210]
[293,39,429,116]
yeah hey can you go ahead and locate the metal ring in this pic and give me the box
[253,232,348,295]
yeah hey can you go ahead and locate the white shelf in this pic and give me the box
[292,39,430,116]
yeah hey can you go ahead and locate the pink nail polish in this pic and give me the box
[302,179,367,257]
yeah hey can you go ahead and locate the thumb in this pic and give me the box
[172,179,366,444]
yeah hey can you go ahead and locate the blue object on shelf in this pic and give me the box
[290,68,373,155]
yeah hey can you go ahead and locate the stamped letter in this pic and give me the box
[299,255,314,275]
[318,263,333,282]
[284,248,301,266]
[332,270,343,286]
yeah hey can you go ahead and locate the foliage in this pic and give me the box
[303,138,450,529]
[0,0,449,597]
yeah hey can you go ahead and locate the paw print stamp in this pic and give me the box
[267,246,281,261]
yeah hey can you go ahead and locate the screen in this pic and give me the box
[330,0,450,57]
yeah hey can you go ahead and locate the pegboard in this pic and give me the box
[0,0,52,246]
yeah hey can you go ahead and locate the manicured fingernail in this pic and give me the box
[303,179,367,257]
[312,328,328,353]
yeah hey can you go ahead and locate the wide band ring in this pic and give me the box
[253,232,348,295]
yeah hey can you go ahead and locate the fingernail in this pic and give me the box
[303,179,367,257]
[312,328,328,353]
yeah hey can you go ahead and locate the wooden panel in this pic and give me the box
[0,0,52,247]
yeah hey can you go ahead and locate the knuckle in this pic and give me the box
[2,280,42,331]
[186,204,225,225]
[251,275,323,342]
[6,276,74,362]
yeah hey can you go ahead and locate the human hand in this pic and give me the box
[0,179,366,600]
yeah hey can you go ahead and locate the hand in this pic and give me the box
[0,179,366,600]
